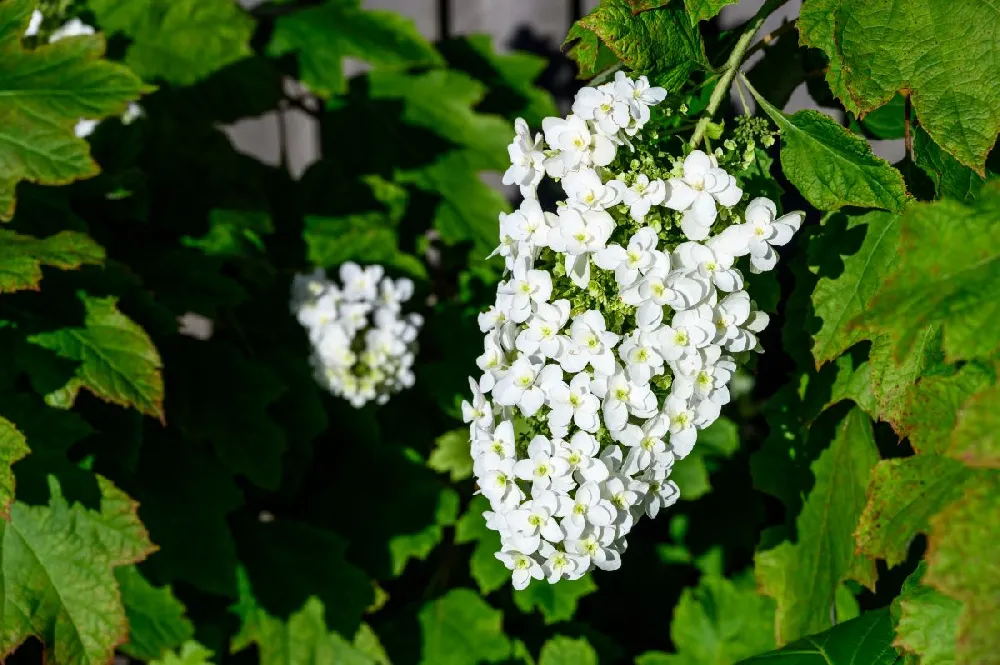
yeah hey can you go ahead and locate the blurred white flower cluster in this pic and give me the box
[466,72,803,589]
[291,264,422,408]
[25,10,142,138]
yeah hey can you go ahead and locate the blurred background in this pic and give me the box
[227,0,904,181]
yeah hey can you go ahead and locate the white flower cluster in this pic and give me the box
[465,72,803,589]
[291,264,422,408]
[25,10,142,138]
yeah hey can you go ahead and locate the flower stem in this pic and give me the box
[689,0,787,148]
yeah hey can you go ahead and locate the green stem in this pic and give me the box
[689,0,786,148]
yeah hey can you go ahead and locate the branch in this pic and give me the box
[744,18,797,60]
[689,0,788,148]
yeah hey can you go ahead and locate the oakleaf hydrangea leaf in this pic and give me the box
[267,0,442,97]
[737,609,899,665]
[513,573,597,624]
[152,642,214,665]
[231,569,375,665]
[539,636,598,665]
[925,473,1000,665]
[628,0,737,23]
[900,364,993,456]
[855,455,975,567]
[857,182,1000,363]
[0,0,146,219]
[0,475,155,665]
[913,128,986,202]
[824,0,1000,173]
[893,562,961,665]
[796,0,856,116]
[568,0,707,90]
[756,407,880,644]
[808,211,901,367]
[116,566,194,661]
[389,487,459,577]
[417,589,512,665]
[27,293,164,421]
[0,415,28,518]
[87,0,254,86]
[428,428,473,482]
[749,91,907,212]
[637,573,776,665]
[0,230,104,293]
[949,383,1000,468]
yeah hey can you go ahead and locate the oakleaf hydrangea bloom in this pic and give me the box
[291,264,422,408]
[465,73,802,590]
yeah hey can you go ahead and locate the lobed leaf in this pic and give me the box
[0,475,155,665]
[857,182,1000,363]
[0,230,104,293]
[925,473,1000,665]
[567,0,707,90]
[116,565,194,661]
[417,589,511,665]
[88,0,254,86]
[750,91,907,212]
[756,407,880,644]
[737,609,900,664]
[893,562,961,665]
[0,0,146,219]
[0,415,28,518]
[539,636,598,665]
[27,293,164,420]
[855,455,975,567]
[267,0,442,97]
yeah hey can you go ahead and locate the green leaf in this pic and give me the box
[913,128,987,201]
[267,0,442,98]
[234,519,373,638]
[369,69,511,158]
[949,383,1000,468]
[812,0,1000,173]
[925,472,1000,665]
[856,94,906,140]
[567,0,707,91]
[855,455,975,567]
[417,589,511,665]
[455,496,508,596]
[152,642,214,665]
[893,562,961,665]
[135,444,243,598]
[671,416,739,500]
[0,230,104,293]
[809,210,902,366]
[87,0,254,86]
[116,566,195,661]
[0,0,146,219]
[303,212,426,280]
[169,343,287,490]
[513,573,597,624]
[231,569,376,665]
[756,407,880,644]
[0,415,28,518]
[737,609,900,665]
[0,475,155,665]
[748,90,907,212]
[638,573,776,665]
[438,35,558,127]
[682,0,739,23]
[901,364,993,456]
[538,636,598,665]
[27,293,164,420]
[797,0,855,116]
[181,209,273,259]
[858,182,1000,363]
[389,486,459,577]
[427,428,472,482]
